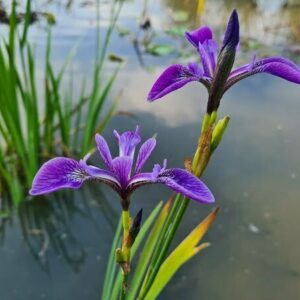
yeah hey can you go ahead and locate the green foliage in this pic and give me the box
[0,0,124,207]
[144,208,219,299]
[146,44,174,56]
[109,202,163,300]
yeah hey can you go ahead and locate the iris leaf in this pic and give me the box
[127,198,173,300]
[143,208,219,300]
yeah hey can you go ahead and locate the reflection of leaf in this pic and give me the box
[144,208,219,300]
[173,10,189,22]
[147,44,174,56]
[165,26,185,37]
[0,210,10,219]
[117,26,131,37]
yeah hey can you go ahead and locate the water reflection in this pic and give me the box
[160,0,300,56]
[13,184,118,271]
[0,0,300,299]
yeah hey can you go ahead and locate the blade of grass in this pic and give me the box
[143,208,219,300]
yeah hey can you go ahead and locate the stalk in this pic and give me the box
[139,112,226,299]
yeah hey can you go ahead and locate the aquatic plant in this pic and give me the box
[0,0,124,206]
[28,8,300,300]
[30,126,214,206]
[30,126,214,296]
[132,8,300,300]
[148,10,300,113]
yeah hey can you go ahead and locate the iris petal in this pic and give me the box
[112,156,133,189]
[147,64,202,101]
[128,168,214,204]
[254,57,300,83]
[95,134,113,169]
[29,158,91,195]
[29,157,121,196]
[157,168,215,204]
[226,56,300,91]
[135,138,157,174]
[185,26,213,48]
[114,126,141,158]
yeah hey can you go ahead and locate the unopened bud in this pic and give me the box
[127,209,143,247]
[211,116,230,153]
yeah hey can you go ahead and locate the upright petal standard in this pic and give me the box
[30,127,215,208]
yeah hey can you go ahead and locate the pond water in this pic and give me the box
[1,0,300,299]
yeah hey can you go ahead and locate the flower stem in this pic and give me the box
[139,112,225,299]
[116,210,132,299]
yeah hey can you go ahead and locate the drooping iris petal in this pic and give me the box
[157,168,215,203]
[95,134,113,169]
[114,126,141,158]
[29,158,90,195]
[112,156,133,189]
[135,138,157,174]
[226,56,300,91]
[147,64,202,101]
[185,26,213,48]
[221,9,239,53]
[127,166,214,204]
[253,57,300,83]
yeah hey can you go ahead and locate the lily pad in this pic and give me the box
[117,26,131,37]
[147,44,174,56]
[173,10,189,22]
[165,26,186,37]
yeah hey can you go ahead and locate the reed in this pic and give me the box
[0,0,124,207]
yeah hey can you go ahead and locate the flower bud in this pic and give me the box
[127,209,143,247]
[211,116,230,152]
[207,10,239,113]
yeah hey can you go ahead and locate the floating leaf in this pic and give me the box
[117,26,131,37]
[165,26,186,37]
[144,208,219,300]
[147,44,174,56]
[173,10,189,22]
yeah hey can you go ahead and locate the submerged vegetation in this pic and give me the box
[0,0,124,207]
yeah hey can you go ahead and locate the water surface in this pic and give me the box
[0,1,300,299]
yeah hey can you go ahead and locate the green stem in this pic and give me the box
[120,273,128,300]
[118,210,131,299]
[139,111,221,299]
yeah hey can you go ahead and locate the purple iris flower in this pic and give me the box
[147,9,300,112]
[29,127,214,209]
